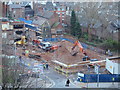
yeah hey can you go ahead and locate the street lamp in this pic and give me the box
[86,64,90,88]
[97,64,100,87]
[13,42,17,87]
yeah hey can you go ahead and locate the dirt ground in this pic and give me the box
[15,34,106,65]
[39,40,106,65]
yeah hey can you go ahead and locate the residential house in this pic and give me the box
[25,4,34,18]
[37,10,59,27]
[44,2,55,11]
[8,4,24,19]
[36,9,60,38]
[32,16,51,39]
[3,1,34,19]
[51,22,64,38]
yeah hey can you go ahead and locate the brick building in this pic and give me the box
[9,4,24,19]
[32,16,51,39]
[36,10,59,27]
[0,1,2,17]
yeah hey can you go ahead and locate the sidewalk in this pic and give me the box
[20,74,53,88]
[73,81,120,89]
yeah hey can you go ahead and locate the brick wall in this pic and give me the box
[0,1,2,17]
[48,12,59,27]
[12,8,24,19]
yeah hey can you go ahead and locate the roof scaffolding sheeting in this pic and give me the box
[19,18,32,24]
[25,24,39,32]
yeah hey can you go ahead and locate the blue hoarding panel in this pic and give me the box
[77,74,120,83]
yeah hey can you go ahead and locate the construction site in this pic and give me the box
[1,17,115,77]
[13,32,108,76]
[1,19,120,88]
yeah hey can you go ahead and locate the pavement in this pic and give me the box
[20,74,52,88]
[72,81,120,89]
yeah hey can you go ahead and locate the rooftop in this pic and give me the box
[108,56,120,63]
[9,4,23,9]
[32,16,47,26]
[37,11,54,19]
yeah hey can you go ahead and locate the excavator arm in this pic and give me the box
[72,41,83,53]
[71,41,87,56]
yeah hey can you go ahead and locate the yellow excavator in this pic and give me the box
[16,36,26,45]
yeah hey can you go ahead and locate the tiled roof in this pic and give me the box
[9,2,29,9]
[32,17,47,26]
[9,4,23,9]
[45,2,55,11]
[37,11,54,19]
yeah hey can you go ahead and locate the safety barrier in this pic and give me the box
[43,38,105,54]
[77,74,120,82]
[43,38,88,48]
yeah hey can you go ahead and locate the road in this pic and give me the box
[43,67,78,88]
[18,56,79,88]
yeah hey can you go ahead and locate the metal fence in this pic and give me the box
[42,38,105,53]
[77,74,120,82]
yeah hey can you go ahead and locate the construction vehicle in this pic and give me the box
[15,36,27,45]
[71,41,90,61]
[32,39,58,52]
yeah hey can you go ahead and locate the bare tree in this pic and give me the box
[76,2,118,41]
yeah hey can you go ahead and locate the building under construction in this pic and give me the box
[39,40,107,75]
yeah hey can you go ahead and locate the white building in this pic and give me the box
[106,57,120,74]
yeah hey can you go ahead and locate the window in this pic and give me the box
[62,20,64,23]
[59,18,60,22]
[58,8,60,11]
[62,13,64,17]
[58,12,60,14]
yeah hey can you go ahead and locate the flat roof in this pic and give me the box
[108,56,120,63]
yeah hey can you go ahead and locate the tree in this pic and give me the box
[76,2,118,41]
[74,21,81,39]
[70,10,76,36]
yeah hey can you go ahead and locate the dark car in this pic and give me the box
[28,54,41,59]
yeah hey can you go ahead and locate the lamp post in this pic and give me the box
[97,64,100,87]
[112,62,115,85]
[14,42,17,87]
[86,64,90,88]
